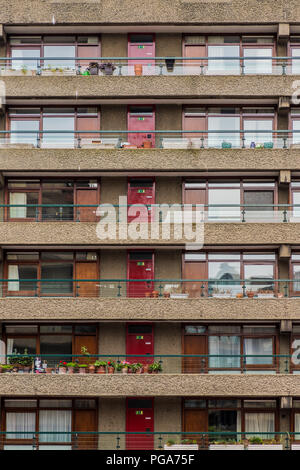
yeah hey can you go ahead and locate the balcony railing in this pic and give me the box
[0,353,295,374]
[2,203,300,223]
[2,129,299,149]
[0,129,298,149]
[0,431,297,450]
[1,55,300,76]
[0,278,296,298]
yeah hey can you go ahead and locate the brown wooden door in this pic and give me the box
[76,262,99,297]
[76,189,99,222]
[77,45,100,71]
[184,261,207,298]
[74,335,98,360]
[183,114,206,140]
[73,409,98,450]
[183,335,207,373]
[184,409,207,447]
[77,116,100,142]
[184,45,206,71]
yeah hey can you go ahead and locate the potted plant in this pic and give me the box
[45,367,54,374]
[58,361,68,374]
[117,361,131,374]
[152,290,159,298]
[209,439,244,450]
[94,360,107,374]
[131,363,143,374]
[107,360,116,374]
[134,64,143,76]
[66,362,78,374]
[0,364,13,373]
[165,58,175,72]
[99,62,116,76]
[164,439,199,450]
[221,141,232,149]
[78,364,88,374]
[246,290,255,299]
[247,437,283,450]
[148,362,162,374]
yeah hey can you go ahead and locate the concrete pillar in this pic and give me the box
[154,322,181,373]
[98,398,126,450]
[154,397,182,449]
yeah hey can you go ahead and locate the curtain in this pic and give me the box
[244,338,273,365]
[292,49,300,75]
[207,46,239,74]
[243,119,273,147]
[245,412,274,439]
[208,336,240,368]
[244,48,272,74]
[293,121,300,145]
[10,193,27,219]
[8,265,20,292]
[39,410,72,442]
[295,414,300,440]
[208,116,240,148]
[6,412,35,439]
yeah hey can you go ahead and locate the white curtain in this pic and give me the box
[208,336,240,368]
[6,412,35,439]
[243,119,273,147]
[39,410,72,442]
[245,412,274,439]
[293,120,300,145]
[244,338,273,365]
[8,265,20,292]
[295,414,300,440]
[292,49,300,75]
[244,48,272,74]
[10,193,27,218]
[207,46,239,74]
[208,116,240,148]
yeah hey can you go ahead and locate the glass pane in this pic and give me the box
[44,45,75,69]
[10,120,39,146]
[74,399,96,409]
[292,49,300,74]
[41,263,73,295]
[11,49,40,70]
[39,410,72,442]
[208,116,240,148]
[243,48,272,74]
[208,336,240,368]
[42,189,73,221]
[9,192,38,218]
[184,400,206,408]
[41,253,73,261]
[8,265,38,292]
[293,192,300,218]
[4,400,37,408]
[40,325,72,333]
[74,325,97,334]
[42,117,74,147]
[7,338,36,357]
[208,188,240,219]
[40,335,72,367]
[244,338,273,365]
[243,119,273,148]
[244,264,274,295]
[185,325,206,334]
[6,325,38,334]
[244,191,274,213]
[208,261,241,296]
[39,400,72,408]
[245,412,274,439]
[293,265,300,291]
[6,412,36,439]
[207,45,240,74]
[208,410,239,442]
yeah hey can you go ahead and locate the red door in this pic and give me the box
[126,398,154,450]
[127,251,154,298]
[126,324,154,364]
[128,178,155,222]
[128,34,155,76]
[128,106,155,147]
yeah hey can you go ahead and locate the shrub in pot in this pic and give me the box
[99,62,116,76]
[94,360,107,374]
[107,360,116,374]
[58,361,68,374]
[66,362,78,374]
[148,362,162,374]
[78,364,88,374]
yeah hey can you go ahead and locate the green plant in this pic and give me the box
[8,349,33,367]
[148,362,162,372]
[58,361,68,368]
[94,360,107,367]
[107,360,116,369]
[0,364,13,370]
[249,436,263,445]
[181,439,197,445]
[166,439,176,446]
[66,362,78,368]
[78,364,88,368]
[21,66,28,75]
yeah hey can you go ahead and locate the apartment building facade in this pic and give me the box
[1,0,300,451]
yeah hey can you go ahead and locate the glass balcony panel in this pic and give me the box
[207,46,240,74]
[243,48,272,74]
[243,119,273,148]
[43,45,75,70]
[208,336,240,368]
[207,116,240,148]
[11,49,40,70]
[10,120,39,146]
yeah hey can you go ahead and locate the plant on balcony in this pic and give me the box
[58,361,68,374]
[94,360,107,374]
[209,439,244,450]
[164,438,199,450]
[99,62,116,76]
[116,361,131,373]
[131,363,144,374]
[78,364,88,374]
[148,362,162,374]
[107,360,116,374]
[66,362,78,374]
[246,437,283,450]
[0,364,13,373]
[246,290,255,298]
[9,349,33,372]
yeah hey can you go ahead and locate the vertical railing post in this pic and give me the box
[37,60,41,76]
[201,136,204,149]
[242,282,246,298]
[284,282,288,298]
[158,434,163,450]
[116,434,120,449]
[118,64,122,76]
[32,434,37,450]
[159,63,163,76]
[241,58,245,76]
[241,209,246,223]
[74,433,78,450]
[77,135,81,149]
[283,209,287,223]
[283,137,287,149]
[37,132,41,148]
[117,282,122,298]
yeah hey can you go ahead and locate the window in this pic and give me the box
[245,412,275,439]
[6,412,36,439]
[39,410,72,442]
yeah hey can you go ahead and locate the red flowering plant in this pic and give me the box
[58,361,68,368]
[107,360,116,369]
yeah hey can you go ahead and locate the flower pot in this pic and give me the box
[247,292,255,298]
[134,64,143,76]
[23,367,31,373]
[121,368,128,374]
[143,140,152,149]
[88,365,96,374]
[209,444,244,451]
[59,367,67,374]
[143,364,150,373]
[79,368,87,374]
[163,292,170,299]
[152,290,159,298]
[67,367,75,374]
[96,366,106,374]
[236,293,244,299]
[145,292,151,298]
[135,368,144,374]
[107,367,115,374]
[45,368,53,374]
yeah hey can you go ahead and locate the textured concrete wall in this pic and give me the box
[1,221,300,245]
[0,148,299,171]
[155,251,181,279]
[156,105,182,132]
[156,35,182,57]
[98,323,126,356]
[0,297,299,321]
[100,105,127,132]
[100,177,127,203]
[101,34,127,58]
[155,323,182,374]
[0,0,299,24]
[156,177,182,204]
[2,75,298,99]
[99,397,126,449]
[0,374,299,396]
